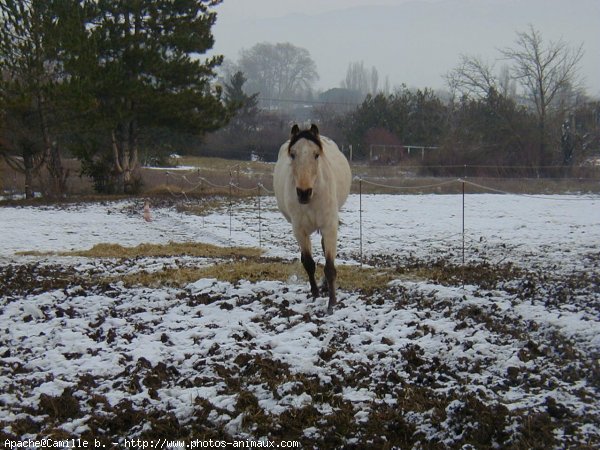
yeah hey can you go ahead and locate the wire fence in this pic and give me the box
[362,177,599,264]
[2,158,596,269]
[157,168,599,269]
[1,157,599,199]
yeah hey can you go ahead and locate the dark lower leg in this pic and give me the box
[324,257,337,314]
[320,237,328,294]
[301,251,319,298]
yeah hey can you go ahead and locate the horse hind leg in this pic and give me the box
[319,236,329,295]
[321,230,338,315]
[324,257,337,315]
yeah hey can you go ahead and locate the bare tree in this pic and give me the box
[446,54,498,100]
[382,75,391,96]
[239,42,318,107]
[498,65,517,99]
[501,25,584,167]
[370,66,379,96]
[341,61,381,97]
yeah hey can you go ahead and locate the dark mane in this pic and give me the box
[289,130,323,150]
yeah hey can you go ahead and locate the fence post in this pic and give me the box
[228,170,233,242]
[257,184,262,248]
[359,178,363,267]
[462,179,465,266]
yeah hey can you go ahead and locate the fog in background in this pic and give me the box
[210,0,600,97]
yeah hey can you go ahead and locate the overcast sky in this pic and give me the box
[213,0,412,21]
[210,0,600,97]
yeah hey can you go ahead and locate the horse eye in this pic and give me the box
[290,153,296,160]
[314,153,319,160]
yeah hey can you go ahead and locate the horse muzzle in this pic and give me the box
[296,188,313,204]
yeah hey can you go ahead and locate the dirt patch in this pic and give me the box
[0,263,94,297]
[38,389,82,422]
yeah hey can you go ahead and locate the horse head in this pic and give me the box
[288,124,323,204]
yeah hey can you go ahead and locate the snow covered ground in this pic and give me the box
[1,194,599,448]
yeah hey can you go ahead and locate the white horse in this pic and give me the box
[273,124,352,314]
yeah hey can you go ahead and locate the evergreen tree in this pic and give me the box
[342,87,446,159]
[0,0,68,197]
[223,71,258,131]
[58,0,229,192]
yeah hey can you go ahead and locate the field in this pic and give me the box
[1,190,599,449]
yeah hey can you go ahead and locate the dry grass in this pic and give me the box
[17,238,395,292]
[175,199,227,217]
[116,267,214,288]
[17,242,263,259]
[70,242,263,259]
[117,259,396,294]
[140,157,274,197]
[0,158,94,197]
[352,173,600,195]
[116,261,294,288]
[177,156,272,174]
[14,238,395,293]
[13,235,398,292]
[143,183,187,196]
[13,239,520,293]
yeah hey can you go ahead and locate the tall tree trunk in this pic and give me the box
[125,117,138,193]
[112,117,139,193]
[23,152,35,199]
[4,147,45,199]
[112,127,125,192]
[37,93,68,197]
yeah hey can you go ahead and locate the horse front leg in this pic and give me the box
[301,251,319,298]
[296,228,319,298]
[321,227,338,315]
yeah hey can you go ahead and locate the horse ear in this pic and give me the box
[291,124,300,136]
[310,124,319,136]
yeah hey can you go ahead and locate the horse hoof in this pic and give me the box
[320,278,329,294]
[326,301,336,315]
[311,287,319,298]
